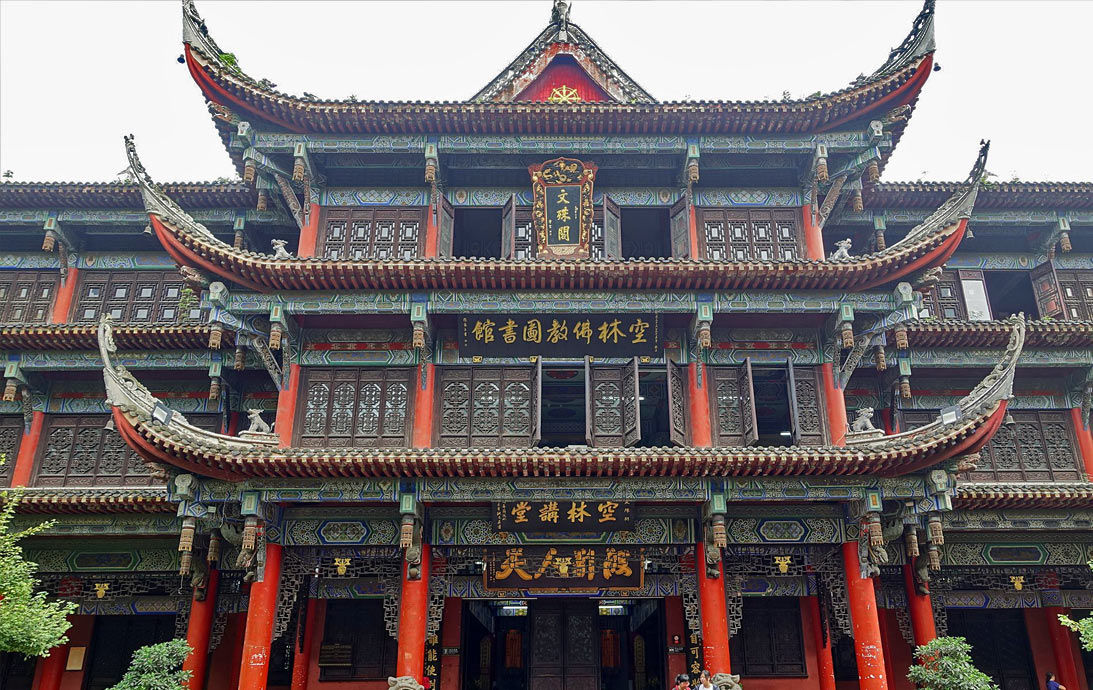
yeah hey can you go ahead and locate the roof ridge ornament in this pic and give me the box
[860,0,936,83]
[552,0,571,39]
[124,135,220,244]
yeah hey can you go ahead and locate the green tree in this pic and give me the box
[907,637,999,690]
[0,486,78,655]
[1058,559,1093,650]
[108,639,192,690]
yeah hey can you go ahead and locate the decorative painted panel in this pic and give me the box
[436,366,539,448]
[319,207,426,260]
[73,271,200,324]
[297,367,413,448]
[972,410,1084,482]
[0,415,23,487]
[698,208,801,261]
[1057,270,1093,321]
[0,271,57,324]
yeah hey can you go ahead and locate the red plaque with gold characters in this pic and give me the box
[528,157,597,259]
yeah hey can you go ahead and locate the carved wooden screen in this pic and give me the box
[1030,261,1066,319]
[730,597,806,677]
[708,361,758,447]
[319,207,426,260]
[0,416,23,487]
[602,196,622,259]
[585,357,641,447]
[73,271,200,324]
[501,195,518,259]
[297,368,414,448]
[1058,270,1093,321]
[513,208,605,260]
[973,410,1083,482]
[666,359,689,446]
[0,272,58,324]
[437,195,455,258]
[318,600,398,681]
[787,363,827,446]
[436,363,541,448]
[921,271,968,320]
[669,196,690,259]
[698,209,801,261]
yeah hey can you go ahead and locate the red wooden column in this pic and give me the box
[802,205,825,260]
[275,364,302,447]
[37,639,69,690]
[183,567,220,690]
[291,597,319,690]
[842,542,888,690]
[903,564,936,647]
[821,363,848,447]
[9,410,45,487]
[297,203,321,258]
[439,597,463,690]
[1044,606,1082,690]
[412,363,436,447]
[238,541,283,690]
[806,595,837,690]
[1071,407,1093,479]
[50,267,79,324]
[687,363,713,447]
[397,543,431,680]
[695,540,731,675]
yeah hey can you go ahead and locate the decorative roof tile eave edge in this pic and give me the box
[901,318,1093,348]
[0,324,229,351]
[951,482,1093,508]
[181,0,932,125]
[0,487,174,514]
[0,180,254,210]
[128,137,985,293]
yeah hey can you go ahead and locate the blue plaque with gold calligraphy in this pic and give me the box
[460,313,660,358]
[529,157,597,259]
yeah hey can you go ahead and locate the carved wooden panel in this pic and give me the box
[436,365,540,448]
[731,597,805,677]
[529,600,600,690]
[973,410,1083,482]
[602,195,622,259]
[922,271,968,320]
[0,271,58,324]
[297,368,413,448]
[1058,270,1093,321]
[789,365,827,446]
[1030,261,1066,319]
[669,196,691,259]
[73,271,199,324]
[514,207,605,260]
[437,195,455,258]
[320,207,426,260]
[585,357,640,448]
[698,208,800,261]
[709,363,758,447]
[666,359,689,446]
[0,416,23,487]
[318,600,398,681]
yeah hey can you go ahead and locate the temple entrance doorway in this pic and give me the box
[946,609,1036,690]
[461,598,667,690]
[83,615,176,690]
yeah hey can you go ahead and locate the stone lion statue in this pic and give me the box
[246,409,272,434]
[388,676,424,690]
[829,238,852,261]
[271,238,292,259]
[711,672,744,690]
[851,408,876,432]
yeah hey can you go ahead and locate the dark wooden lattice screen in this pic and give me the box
[0,272,58,324]
[922,271,968,320]
[730,597,806,677]
[33,414,219,487]
[0,416,23,487]
[436,363,541,448]
[1058,270,1093,321]
[585,357,641,447]
[708,362,758,447]
[319,207,426,260]
[297,368,413,448]
[698,208,801,261]
[666,359,689,446]
[972,410,1083,482]
[319,600,398,681]
[1030,261,1066,319]
[73,271,200,324]
[513,207,606,260]
[788,364,827,446]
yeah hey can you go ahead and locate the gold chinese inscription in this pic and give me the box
[528,157,597,259]
[494,500,634,532]
[461,314,660,358]
[484,545,644,591]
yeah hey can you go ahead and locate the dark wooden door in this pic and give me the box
[946,609,1035,690]
[84,615,176,690]
[529,600,600,690]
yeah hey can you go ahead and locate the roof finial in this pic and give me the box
[552,0,571,39]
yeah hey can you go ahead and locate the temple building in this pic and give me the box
[2,1,1093,689]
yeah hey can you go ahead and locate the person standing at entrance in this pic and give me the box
[673,673,691,690]
[1046,672,1066,690]
[698,670,716,690]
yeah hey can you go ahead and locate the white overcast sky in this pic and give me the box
[1,1,1091,184]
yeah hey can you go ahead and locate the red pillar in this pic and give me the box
[397,543,431,680]
[664,596,687,685]
[183,568,220,690]
[411,363,436,448]
[37,639,69,690]
[695,540,731,675]
[687,362,712,447]
[275,364,301,448]
[806,595,837,690]
[903,564,936,647]
[1071,407,1093,479]
[842,541,888,690]
[802,205,825,260]
[10,410,45,487]
[297,203,321,258]
[50,267,79,324]
[821,363,848,446]
[688,200,701,259]
[238,542,283,690]
[424,197,440,259]
[291,597,318,690]
[1045,607,1082,690]
[439,597,462,690]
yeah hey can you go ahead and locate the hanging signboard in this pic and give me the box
[494,500,635,533]
[460,313,660,358]
[529,157,597,259]
[484,546,644,591]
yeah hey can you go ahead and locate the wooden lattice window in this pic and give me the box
[972,410,1083,482]
[921,271,968,320]
[1058,270,1093,321]
[33,414,219,487]
[698,208,801,261]
[708,362,825,446]
[585,358,640,447]
[73,272,200,324]
[709,363,757,447]
[435,364,541,448]
[0,272,58,324]
[296,368,413,448]
[730,597,806,677]
[320,208,426,260]
[510,207,605,260]
[319,600,397,681]
[0,416,23,488]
